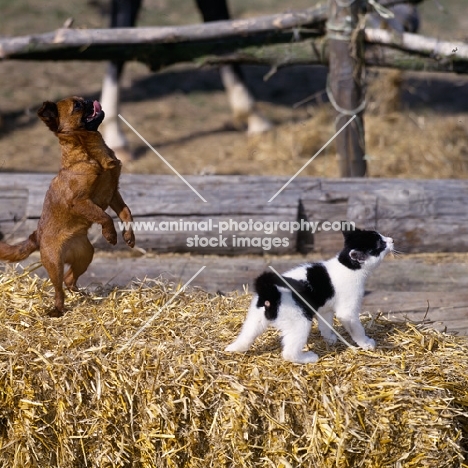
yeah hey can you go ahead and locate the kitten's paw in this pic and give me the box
[283,351,319,364]
[225,341,250,353]
[322,334,337,346]
[358,337,376,351]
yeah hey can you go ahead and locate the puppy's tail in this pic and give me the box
[0,231,39,262]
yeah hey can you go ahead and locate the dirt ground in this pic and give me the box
[1,0,468,179]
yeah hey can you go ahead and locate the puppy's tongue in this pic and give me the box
[87,100,102,121]
[92,100,102,116]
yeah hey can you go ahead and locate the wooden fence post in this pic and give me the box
[327,0,366,177]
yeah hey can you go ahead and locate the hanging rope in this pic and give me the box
[326,75,367,116]
[326,74,366,153]
[326,0,367,116]
[326,0,369,158]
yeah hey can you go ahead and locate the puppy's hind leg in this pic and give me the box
[225,296,269,353]
[64,236,94,292]
[41,246,66,317]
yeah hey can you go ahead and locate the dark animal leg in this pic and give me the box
[195,0,271,134]
[100,0,143,162]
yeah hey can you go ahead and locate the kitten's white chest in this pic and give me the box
[325,258,367,302]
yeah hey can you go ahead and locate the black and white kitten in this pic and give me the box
[225,228,394,364]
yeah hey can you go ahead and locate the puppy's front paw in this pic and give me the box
[123,229,135,248]
[358,337,376,351]
[103,226,118,245]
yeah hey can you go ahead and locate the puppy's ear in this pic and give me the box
[349,249,367,263]
[37,101,59,132]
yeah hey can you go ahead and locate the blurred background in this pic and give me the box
[0,0,467,178]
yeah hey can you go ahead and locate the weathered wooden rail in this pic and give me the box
[2,174,467,335]
[1,174,468,255]
[1,0,466,74]
[1,15,467,74]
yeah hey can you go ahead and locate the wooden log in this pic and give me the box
[0,6,328,65]
[0,188,28,222]
[364,29,468,61]
[363,44,468,74]
[0,188,29,242]
[0,1,440,74]
[1,175,468,255]
[1,4,466,74]
[327,0,367,177]
[0,0,425,60]
[89,215,298,255]
[197,39,468,74]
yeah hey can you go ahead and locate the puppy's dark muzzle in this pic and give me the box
[83,100,105,131]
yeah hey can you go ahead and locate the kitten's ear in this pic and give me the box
[349,249,367,263]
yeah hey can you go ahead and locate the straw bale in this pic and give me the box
[0,267,467,467]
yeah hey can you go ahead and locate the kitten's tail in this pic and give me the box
[0,232,39,262]
[254,272,281,320]
[255,271,308,320]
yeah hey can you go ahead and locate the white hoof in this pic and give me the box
[247,113,273,135]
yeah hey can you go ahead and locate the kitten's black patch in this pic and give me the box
[254,265,334,321]
[303,264,335,317]
[284,264,334,320]
[339,228,386,270]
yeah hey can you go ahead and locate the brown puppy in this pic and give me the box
[0,96,135,317]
